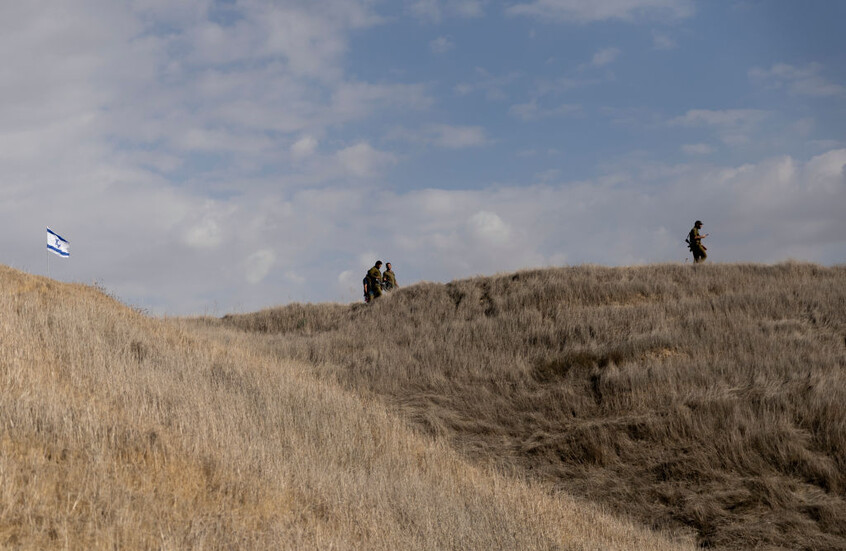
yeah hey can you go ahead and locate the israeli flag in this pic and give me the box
[47,228,70,258]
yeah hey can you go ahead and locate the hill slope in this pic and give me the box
[215,263,846,550]
[0,264,690,550]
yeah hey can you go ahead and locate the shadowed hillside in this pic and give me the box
[0,264,690,550]
[214,263,846,550]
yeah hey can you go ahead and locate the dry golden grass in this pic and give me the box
[0,264,691,550]
[216,262,846,550]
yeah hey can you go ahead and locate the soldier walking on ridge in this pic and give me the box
[382,262,398,291]
[365,261,383,302]
[687,220,708,263]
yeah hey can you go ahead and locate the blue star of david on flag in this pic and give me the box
[47,228,70,258]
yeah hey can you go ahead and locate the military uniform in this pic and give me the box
[367,265,383,299]
[382,269,397,291]
[688,225,707,263]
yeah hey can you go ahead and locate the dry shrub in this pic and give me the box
[218,262,846,550]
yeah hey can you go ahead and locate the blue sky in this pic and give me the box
[1,0,844,314]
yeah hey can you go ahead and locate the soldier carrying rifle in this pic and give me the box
[686,220,709,263]
[382,262,398,291]
[363,260,383,303]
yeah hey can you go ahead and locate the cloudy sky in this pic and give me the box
[2,0,844,315]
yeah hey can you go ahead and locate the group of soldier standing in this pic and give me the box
[362,220,708,303]
[363,260,398,303]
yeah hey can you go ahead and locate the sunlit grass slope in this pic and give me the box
[217,263,846,550]
[0,264,690,550]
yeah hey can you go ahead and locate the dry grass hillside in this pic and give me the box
[0,263,692,550]
[215,263,846,550]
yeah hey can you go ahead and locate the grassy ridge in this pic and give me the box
[217,263,846,550]
[0,264,690,550]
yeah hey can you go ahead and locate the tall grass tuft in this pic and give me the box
[216,262,846,550]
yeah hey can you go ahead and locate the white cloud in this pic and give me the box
[291,136,319,160]
[506,0,695,23]
[357,252,378,266]
[245,249,276,285]
[338,269,355,284]
[803,149,846,194]
[430,36,455,54]
[0,0,428,188]
[363,148,843,295]
[336,142,397,178]
[183,217,224,249]
[750,63,845,97]
[336,269,358,298]
[468,211,512,245]
[199,1,383,78]
[8,144,843,312]
[591,47,621,67]
[429,124,490,148]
